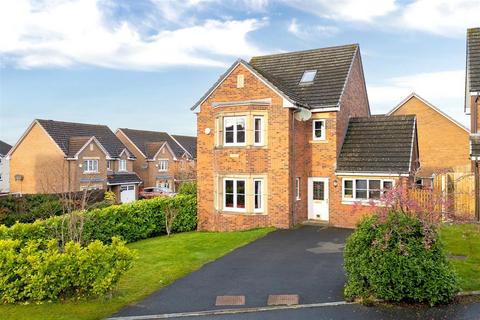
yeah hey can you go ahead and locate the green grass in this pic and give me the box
[0,228,274,320]
[440,224,480,292]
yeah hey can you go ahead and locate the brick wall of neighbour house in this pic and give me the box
[197,63,292,231]
[391,96,471,174]
[0,155,9,193]
[149,145,176,190]
[116,130,150,186]
[73,141,109,192]
[10,122,67,194]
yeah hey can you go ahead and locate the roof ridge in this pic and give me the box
[120,127,169,135]
[250,43,358,61]
[36,119,108,128]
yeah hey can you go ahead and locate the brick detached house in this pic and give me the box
[192,44,420,231]
[465,27,480,219]
[8,120,141,202]
[388,93,470,188]
[0,140,12,193]
[116,128,196,192]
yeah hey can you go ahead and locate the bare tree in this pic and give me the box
[164,203,179,236]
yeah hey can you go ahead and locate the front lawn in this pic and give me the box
[440,223,480,292]
[0,228,273,320]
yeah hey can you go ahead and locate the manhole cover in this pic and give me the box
[267,294,299,306]
[215,295,245,306]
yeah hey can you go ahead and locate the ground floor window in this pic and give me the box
[156,180,171,190]
[221,176,265,214]
[342,178,394,201]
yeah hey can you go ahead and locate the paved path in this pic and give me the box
[112,226,351,317]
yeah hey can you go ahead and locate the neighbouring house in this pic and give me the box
[387,93,471,188]
[192,44,420,231]
[7,119,142,203]
[0,140,12,193]
[116,128,196,192]
[465,27,480,219]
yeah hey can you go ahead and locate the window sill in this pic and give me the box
[218,210,267,216]
[215,145,268,150]
[309,140,328,144]
[341,199,385,206]
[83,172,99,175]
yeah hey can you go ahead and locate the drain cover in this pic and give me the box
[267,294,299,306]
[215,295,245,306]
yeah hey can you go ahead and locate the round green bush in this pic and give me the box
[344,211,458,305]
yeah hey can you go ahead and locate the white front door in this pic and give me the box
[120,185,136,203]
[308,177,329,221]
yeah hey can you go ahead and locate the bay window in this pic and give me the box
[224,178,246,211]
[254,179,263,212]
[254,116,264,146]
[342,178,394,202]
[224,116,246,146]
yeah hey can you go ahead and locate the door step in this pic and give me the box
[301,220,329,226]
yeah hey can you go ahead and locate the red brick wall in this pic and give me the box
[197,51,372,230]
[197,63,293,231]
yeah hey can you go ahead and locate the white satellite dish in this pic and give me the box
[294,108,312,121]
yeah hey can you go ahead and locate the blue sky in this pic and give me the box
[1,0,478,145]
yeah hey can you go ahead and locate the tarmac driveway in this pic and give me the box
[112,226,351,318]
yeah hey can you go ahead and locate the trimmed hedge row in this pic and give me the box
[0,237,134,303]
[0,195,197,244]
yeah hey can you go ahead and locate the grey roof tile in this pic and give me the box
[171,135,197,159]
[36,119,132,158]
[119,128,193,159]
[107,172,142,185]
[0,140,12,156]
[337,115,416,174]
[467,28,480,92]
[250,44,358,108]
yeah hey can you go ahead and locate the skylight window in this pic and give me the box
[300,70,317,84]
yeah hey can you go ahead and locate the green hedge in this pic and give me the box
[0,195,197,244]
[0,237,134,303]
[344,211,458,305]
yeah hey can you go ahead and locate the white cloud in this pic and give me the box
[0,0,267,70]
[368,70,470,127]
[287,18,339,39]
[285,0,397,23]
[399,0,480,37]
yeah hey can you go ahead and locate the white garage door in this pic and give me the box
[120,185,136,203]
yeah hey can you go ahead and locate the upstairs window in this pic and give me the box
[107,160,112,171]
[83,159,98,173]
[312,119,326,140]
[254,116,264,146]
[159,160,169,172]
[119,159,127,172]
[224,116,246,146]
[300,70,317,84]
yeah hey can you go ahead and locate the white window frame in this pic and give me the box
[342,178,394,202]
[83,159,98,173]
[107,160,112,171]
[119,159,127,172]
[253,116,264,146]
[223,116,247,146]
[253,179,264,213]
[158,159,169,172]
[223,178,247,212]
[312,119,326,141]
[295,177,301,200]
